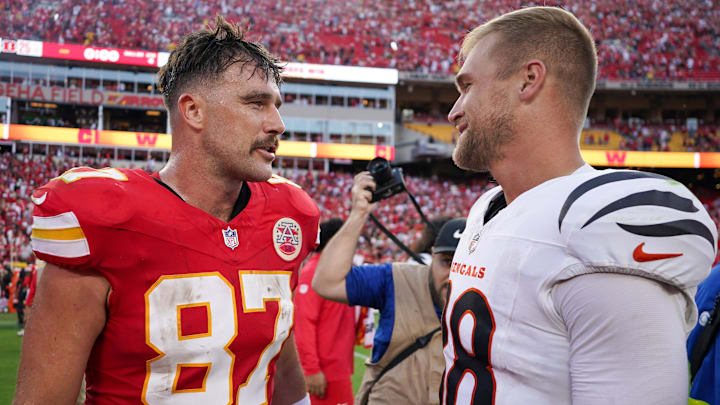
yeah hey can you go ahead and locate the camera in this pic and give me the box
[367,157,406,202]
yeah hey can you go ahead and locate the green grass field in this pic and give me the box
[353,345,371,392]
[0,311,369,402]
[0,312,22,403]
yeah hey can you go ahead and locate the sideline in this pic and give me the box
[354,351,369,361]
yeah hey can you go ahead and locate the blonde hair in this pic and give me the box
[462,7,597,124]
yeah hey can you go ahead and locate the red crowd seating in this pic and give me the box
[1,0,718,80]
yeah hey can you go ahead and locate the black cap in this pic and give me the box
[318,218,344,252]
[432,218,467,254]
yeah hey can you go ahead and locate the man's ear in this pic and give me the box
[177,92,204,131]
[518,59,546,102]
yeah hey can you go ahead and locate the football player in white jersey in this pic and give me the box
[443,6,717,405]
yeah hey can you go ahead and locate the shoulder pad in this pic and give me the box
[254,174,320,254]
[261,174,319,219]
[55,166,129,184]
[560,169,716,290]
[30,167,136,268]
[266,174,303,189]
[467,185,503,224]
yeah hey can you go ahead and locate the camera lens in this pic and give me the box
[367,157,393,184]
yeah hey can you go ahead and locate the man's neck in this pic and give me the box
[490,138,585,205]
[158,157,243,222]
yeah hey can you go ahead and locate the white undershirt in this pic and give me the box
[552,272,689,405]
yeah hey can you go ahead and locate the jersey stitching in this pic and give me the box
[477,234,566,248]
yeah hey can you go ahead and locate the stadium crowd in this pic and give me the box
[2,150,720,266]
[608,119,720,152]
[291,170,491,263]
[0,151,489,266]
[0,152,104,265]
[4,149,720,266]
[1,0,719,80]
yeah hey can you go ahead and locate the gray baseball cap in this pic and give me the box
[432,218,467,254]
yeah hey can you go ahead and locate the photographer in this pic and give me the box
[312,171,466,405]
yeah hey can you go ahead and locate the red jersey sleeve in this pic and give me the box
[30,167,134,271]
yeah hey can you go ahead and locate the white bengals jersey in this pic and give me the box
[441,166,717,405]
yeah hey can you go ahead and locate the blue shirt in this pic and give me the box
[346,263,441,363]
[687,264,720,405]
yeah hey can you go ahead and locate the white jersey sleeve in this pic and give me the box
[555,170,717,330]
[553,272,689,405]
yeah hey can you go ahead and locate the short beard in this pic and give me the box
[428,269,446,310]
[452,92,516,172]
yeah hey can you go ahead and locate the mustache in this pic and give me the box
[251,137,279,150]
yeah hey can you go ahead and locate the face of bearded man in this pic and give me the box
[452,88,516,173]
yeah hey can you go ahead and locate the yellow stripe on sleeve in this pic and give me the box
[31,227,86,241]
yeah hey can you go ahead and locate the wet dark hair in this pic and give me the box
[157,15,283,111]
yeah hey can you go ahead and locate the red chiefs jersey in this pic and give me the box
[29,167,320,405]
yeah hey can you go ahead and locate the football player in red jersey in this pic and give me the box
[14,17,319,405]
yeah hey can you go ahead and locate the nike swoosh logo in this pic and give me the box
[633,242,683,262]
[31,192,47,205]
[453,230,462,239]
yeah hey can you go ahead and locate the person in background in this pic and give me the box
[1,263,11,301]
[688,263,720,405]
[409,216,452,265]
[312,172,466,405]
[295,218,357,405]
[13,266,29,331]
[16,264,38,337]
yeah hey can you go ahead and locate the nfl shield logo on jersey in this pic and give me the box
[273,217,303,261]
[221,227,239,250]
[468,232,481,254]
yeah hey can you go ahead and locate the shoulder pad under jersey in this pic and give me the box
[558,169,716,290]
[468,185,504,224]
[30,167,136,269]
[262,174,319,219]
[260,174,321,252]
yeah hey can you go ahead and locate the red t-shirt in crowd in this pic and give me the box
[24,268,37,307]
[294,254,356,380]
